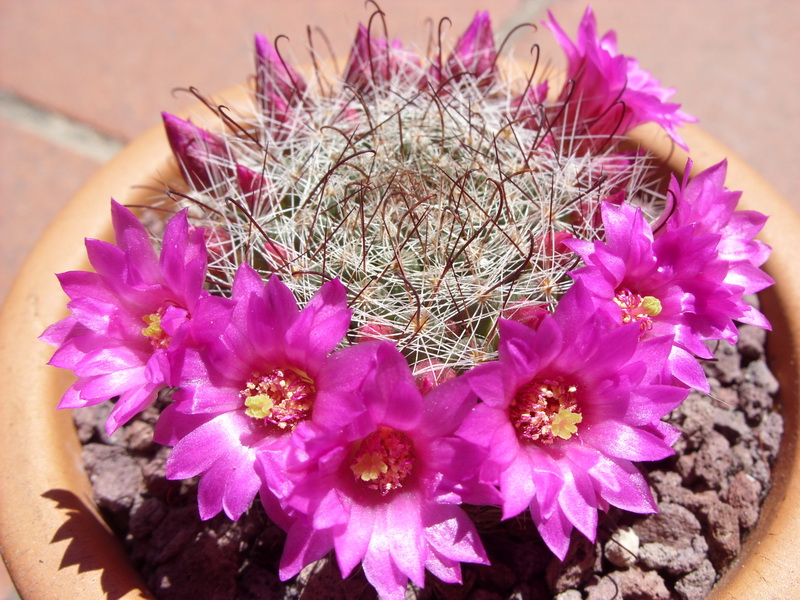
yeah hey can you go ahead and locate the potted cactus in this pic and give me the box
[1,6,796,599]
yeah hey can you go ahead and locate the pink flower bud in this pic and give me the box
[412,358,457,394]
[501,300,550,329]
[162,113,231,190]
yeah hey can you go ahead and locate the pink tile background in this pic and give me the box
[1,2,798,596]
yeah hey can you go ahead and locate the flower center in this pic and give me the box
[241,368,315,429]
[350,426,415,495]
[510,377,582,444]
[141,310,170,349]
[613,288,662,334]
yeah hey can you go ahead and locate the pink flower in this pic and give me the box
[544,7,694,150]
[659,159,773,328]
[566,190,771,390]
[459,282,686,558]
[41,201,209,434]
[430,11,497,88]
[153,266,352,523]
[275,341,494,600]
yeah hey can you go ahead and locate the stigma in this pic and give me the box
[613,288,662,334]
[510,377,582,444]
[241,368,315,430]
[351,426,415,495]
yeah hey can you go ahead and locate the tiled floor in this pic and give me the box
[1,1,798,597]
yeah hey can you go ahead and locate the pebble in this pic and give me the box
[738,382,773,423]
[744,359,780,394]
[633,503,701,546]
[737,324,767,360]
[693,430,732,490]
[702,342,742,385]
[724,472,762,529]
[757,411,784,458]
[546,536,597,593]
[711,405,751,443]
[604,528,639,568]
[700,500,741,570]
[673,559,716,600]
[637,535,707,576]
[586,568,670,600]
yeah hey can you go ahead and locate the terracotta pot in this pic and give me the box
[0,86,797,597]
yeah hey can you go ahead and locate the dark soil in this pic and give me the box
[76,299,782,600]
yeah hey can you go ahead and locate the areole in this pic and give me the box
[0,82,797,598]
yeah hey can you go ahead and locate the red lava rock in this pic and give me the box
[736,324,767,360]
[546,536,598,593]
[632,503,701,546]
[82,442,145,526]
[743,359,780,394]
[700,500,741,570]
[724,472,762,529]
[129,497,167,538]
[673,393,715,449]
[673,559,716,600]
[738,382,772,423]
[124,419,157,452]
[711,404,750,443]
[152,530,240,600]
[586,568,669,600]
[679,490,719,514]
[467,590,504,600]
[712,383,742,410]
[757,411,784,459]
[702,342,742,385]
[637,535,708,576]
[693,430,732,490]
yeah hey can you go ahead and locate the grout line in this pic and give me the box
[0,89,125,163]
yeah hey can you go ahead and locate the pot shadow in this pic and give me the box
[42,488,152,600]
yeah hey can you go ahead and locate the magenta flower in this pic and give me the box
[153,266,352,523]
[459,282,686,559]
[40,201,209,434]
[544,7,694,150]
[275,341,494,600]
[566,190,771,389]
[659,159,773,329]
[434,11,496,87]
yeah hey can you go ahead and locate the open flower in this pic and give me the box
[40,201,209,434]
[659,159,773,328]
[459,281,686,558]
[154,266,351,523]
[275,341,494,600]
[544,7,694,150]
[566,178,771,389]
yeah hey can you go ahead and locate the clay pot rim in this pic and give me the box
[0,86,797,599]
